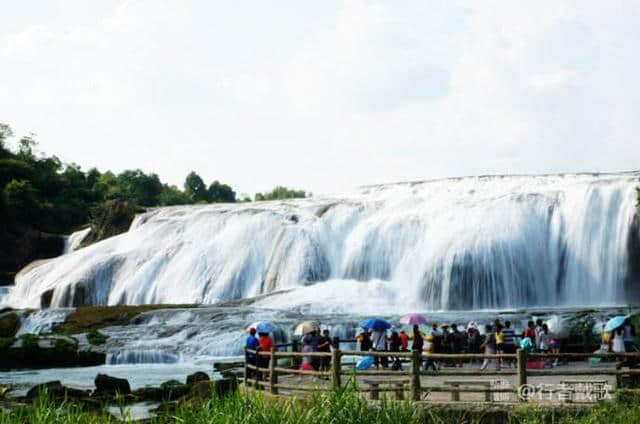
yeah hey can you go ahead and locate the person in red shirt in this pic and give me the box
[257,332,275,379]
[522,321,536,344]
[399,330,409,351]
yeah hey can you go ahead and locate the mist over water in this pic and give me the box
[8,173,640,312]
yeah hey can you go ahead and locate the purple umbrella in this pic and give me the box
[399,314,427,325]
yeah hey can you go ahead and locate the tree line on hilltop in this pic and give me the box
[0,123,307,237]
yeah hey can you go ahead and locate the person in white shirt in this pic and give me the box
[371,330,388,369]
[613,327,625,353]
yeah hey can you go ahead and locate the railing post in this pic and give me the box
[254,348,261,390]
[517,349,527,402]
[269,348,278,394]
[411,349,421,401]
[331,349,342,389]
[243,347,249,386]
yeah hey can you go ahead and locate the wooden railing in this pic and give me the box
[243,346,640,402]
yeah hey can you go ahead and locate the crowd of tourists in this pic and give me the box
[244,316,637,374]
[601,317,637,354]
[357,319,523,371]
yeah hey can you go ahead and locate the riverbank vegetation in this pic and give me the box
[2,385,640,423]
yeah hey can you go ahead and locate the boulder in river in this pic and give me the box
[186,371,209,386]
[26,380,90,402]
[0,312,20,337]
[189,378,238,399]
[160,379,188,398]
[94,374,131,396]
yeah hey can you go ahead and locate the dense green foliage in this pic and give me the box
[254,186,307,201]
[86,329,108,346]
[0,123,238,236]
[2,386,640,423]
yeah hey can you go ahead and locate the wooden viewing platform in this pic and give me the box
[242,345,640,404]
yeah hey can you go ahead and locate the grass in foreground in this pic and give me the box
[2,386,640,424]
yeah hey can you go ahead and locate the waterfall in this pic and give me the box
[63,228,91,254]
[7,172,640,312]
[16,308,74,335]
[106,350,182,365]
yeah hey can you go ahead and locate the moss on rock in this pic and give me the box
[54,305,195,334]
[0,312,20,338]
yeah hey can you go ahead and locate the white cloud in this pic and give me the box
[0,0,638,195]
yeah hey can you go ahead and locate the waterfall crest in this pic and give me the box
[8,173,640,311]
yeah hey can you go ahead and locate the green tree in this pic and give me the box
[16,135,37,162]
[207,180,236,203]
[116,170,163,206]
[254,186,306,201]
[0,123,13,158]
[159,184,190,205]
[184,171,207,202]
[3,179,41,224]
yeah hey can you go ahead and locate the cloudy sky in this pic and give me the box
[1,1,639,196]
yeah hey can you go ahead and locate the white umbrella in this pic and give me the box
[293,320,321,336]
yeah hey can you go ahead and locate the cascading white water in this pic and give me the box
[63,228,91,254]
[15,308,74,336]
[7,173,640,312]
[106,350,182,365]
[0,286,11,307]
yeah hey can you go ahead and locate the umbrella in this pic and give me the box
[248,321,277,334]
[399,314,427,325]
[360,318,391,331]
[356,356,374,371]
[604,316,626,332]
[293,320,321,336]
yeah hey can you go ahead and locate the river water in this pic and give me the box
[1,304,634,395]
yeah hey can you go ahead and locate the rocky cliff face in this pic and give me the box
[0,226,64,285]
[626,211,640,301]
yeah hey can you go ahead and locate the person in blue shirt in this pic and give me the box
[246,328,259,377]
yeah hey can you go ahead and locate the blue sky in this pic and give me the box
[1,1,639,196]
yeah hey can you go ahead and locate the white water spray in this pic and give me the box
[8,173,640,312]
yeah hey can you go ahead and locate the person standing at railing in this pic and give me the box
[451,324,465,368]
[245,327,259,377]
[502,321,516,368]
[310,330,322,370]
[534,319,544,350]
[388,331,402,371]
[466,323,481,364]
[371,328,389,369]
[424,334,438,371]
[523,321,536,345]
[613,326,625,354]
[411,325,424,371]
[317,329,332,371]
[430,323,443,354]
[300,335,315,371]
[258,332,275,380]
[480,324,500,371]
[624,318,637,352]
[357,328,372,352]
[400,330,409,352]
[495,324,505,368]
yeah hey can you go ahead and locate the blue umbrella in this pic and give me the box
[360,318,391,331]
[248,321,278,334]
[604,316,626,332]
